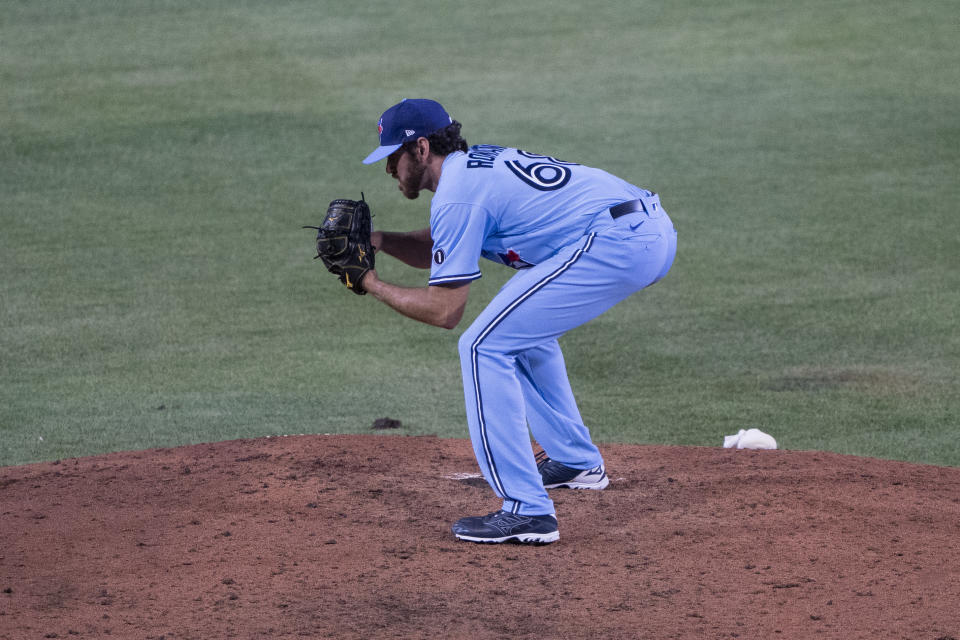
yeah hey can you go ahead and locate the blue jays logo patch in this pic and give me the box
[498,249,534,270]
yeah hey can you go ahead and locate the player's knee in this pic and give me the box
[457,326,479,360]
[458,321,506,361]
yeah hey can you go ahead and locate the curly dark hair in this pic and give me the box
[402,120,468,157]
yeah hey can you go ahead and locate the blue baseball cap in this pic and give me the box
[362,99,453,164]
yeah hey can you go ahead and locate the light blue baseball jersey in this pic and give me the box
[427,145,649,285]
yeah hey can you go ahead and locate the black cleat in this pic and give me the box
[452,510,559,544]
[536,451,609,490]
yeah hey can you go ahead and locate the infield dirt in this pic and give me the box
[2,434,959,639]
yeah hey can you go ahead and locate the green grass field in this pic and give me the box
[2,0,958,467]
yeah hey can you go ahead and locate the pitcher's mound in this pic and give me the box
[2,434,959,639]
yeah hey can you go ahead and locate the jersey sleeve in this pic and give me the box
[428,203,493,286]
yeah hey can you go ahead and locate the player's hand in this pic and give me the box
[371,230,384,252]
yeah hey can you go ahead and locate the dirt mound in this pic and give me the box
[2,435,959,639]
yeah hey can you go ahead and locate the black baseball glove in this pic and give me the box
[305,195,375,295]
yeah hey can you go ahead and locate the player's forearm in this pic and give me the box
[373,228,433,269]
[362,271,467,330]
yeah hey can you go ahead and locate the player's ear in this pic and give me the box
[415,137,430,161]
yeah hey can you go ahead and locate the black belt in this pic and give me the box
[609,199,647,219]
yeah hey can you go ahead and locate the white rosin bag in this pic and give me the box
[723,428,777,450]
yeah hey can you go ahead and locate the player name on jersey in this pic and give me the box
[466,144,507,169]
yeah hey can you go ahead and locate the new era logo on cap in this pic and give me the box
[362,99,453,164]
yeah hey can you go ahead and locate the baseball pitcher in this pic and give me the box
[311,98,676,544]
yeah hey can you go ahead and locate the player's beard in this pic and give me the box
[398,156,427,200]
